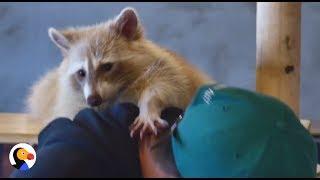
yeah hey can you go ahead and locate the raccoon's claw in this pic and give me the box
[154,118,169,129]
[129,116,169,140]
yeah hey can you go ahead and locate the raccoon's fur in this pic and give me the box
[26,7,214,138]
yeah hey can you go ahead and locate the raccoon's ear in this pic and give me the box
[113,7,143,40]
[48,27,71,55]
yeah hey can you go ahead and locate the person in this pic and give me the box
[10,103,144,178]
[10,84,318,178]
[170,84,318,178]
[9,101,183,178]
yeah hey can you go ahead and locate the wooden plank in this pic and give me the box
[256,2,301,116]
[0,113,316,143]
[0,113,42,144]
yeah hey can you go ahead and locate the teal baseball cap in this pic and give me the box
[171,84,317,178]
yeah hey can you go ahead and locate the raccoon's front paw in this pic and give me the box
[129,114,169,140]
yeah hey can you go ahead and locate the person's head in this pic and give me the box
[171,84,318,178]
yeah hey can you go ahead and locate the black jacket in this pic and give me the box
[9,103,181,178]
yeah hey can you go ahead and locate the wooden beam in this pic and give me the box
[0,113,313,144]
[256,2,301,115]
[0,113,42,144]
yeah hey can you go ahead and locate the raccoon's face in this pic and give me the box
[48,7,150,107]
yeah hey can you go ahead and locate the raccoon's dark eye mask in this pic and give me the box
[99,62,114,72]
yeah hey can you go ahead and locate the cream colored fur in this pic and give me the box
[26,7,215,136]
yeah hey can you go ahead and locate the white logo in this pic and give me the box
[203,88,215,104]
[9,143,36,171]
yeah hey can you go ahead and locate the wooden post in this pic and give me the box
[256,2,301,115]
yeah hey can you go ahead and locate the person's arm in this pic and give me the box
[10,103,142,178]
[139,107,184,178]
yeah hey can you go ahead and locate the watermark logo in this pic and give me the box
[9,143,36,171]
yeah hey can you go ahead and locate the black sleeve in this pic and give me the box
[9,103,142,178]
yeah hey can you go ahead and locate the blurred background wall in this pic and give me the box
[0,2,319,122]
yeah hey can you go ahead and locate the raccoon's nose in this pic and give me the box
[87,95,102,107]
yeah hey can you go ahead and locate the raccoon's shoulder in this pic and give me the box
[152,44,197,71]
[144,41,188,65]
[151,42,214,84]
[161,48,186,62]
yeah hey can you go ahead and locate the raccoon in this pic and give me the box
[26,7,214,139]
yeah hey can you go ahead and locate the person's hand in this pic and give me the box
[139,107,184,178]
[72,103,184,178]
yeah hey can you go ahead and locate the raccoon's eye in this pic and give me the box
[101,63,113,72]
[77,69,86,78]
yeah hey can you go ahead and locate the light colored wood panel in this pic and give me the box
[256,2,301,116]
